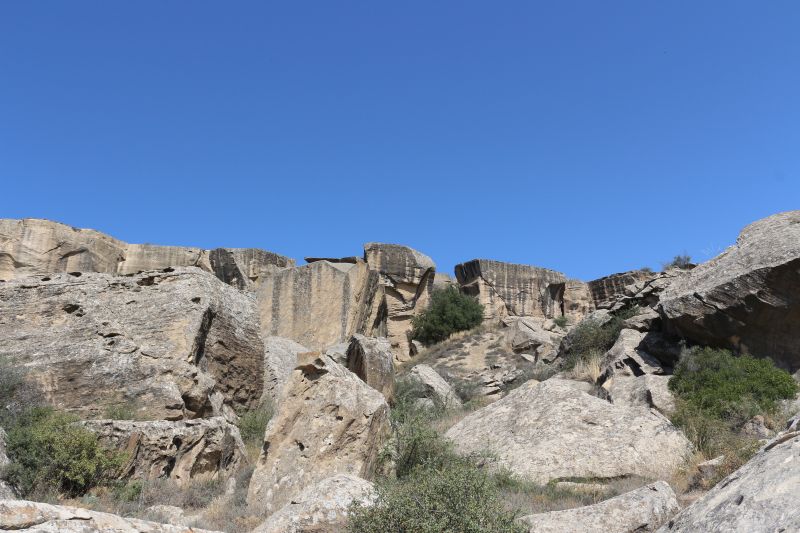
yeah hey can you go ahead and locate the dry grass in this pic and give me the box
[566,351,602,384]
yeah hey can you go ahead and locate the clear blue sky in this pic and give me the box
[1,2,798,280]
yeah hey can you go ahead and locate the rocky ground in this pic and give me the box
[0,211,799,532]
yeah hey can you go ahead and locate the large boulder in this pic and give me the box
[444,378,691,484]
[262,336,310,404]
[254,260,383,352]
[0,268,264,421]
[364,243,436,361]
[83,417,246,485]
[247,354,390,515]
[454,259,568,321]
[0,218,293,287]
[0,499,222,532]
[407,364,462,409]
[659,211,800,372]
[658,432,800,532]
[587,269,657,310]
[346,335,395,400]
[253,474,376,533]
[520,481,679,533]
[502,316,564,362]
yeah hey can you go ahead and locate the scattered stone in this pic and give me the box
[521,481,679,533]
[252,474,376,533]
[502,316,563,362]
[407,364,462,409]
[445,378,691,484]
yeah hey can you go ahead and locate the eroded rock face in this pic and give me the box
[520,481,679,533]
[262,336,310,404]
[254,260,383,352]
[253,475,376,533]
[346,335,395,400]
[502,316,564,362]
[588,270,657,310]
[445,378,691,484]
[659,211,800,372]
[0,499,222,532]
[0,218,293,287]
[406,364,462,409]
[247,354,390,515]
[658,432,800,532]
[364,243,435,361]
[84,417,246,485]
[455,259,568,321]
[0,268,264,421]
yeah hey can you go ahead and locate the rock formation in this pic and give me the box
[252,475,376,533]
[659,211,800,372]
[658,432,800,532]
[445,378,691,484]
[364,243,435,360]
[0,499,222,532]
[520,481,679,533]
[0,218,293,287]
[253,259,382,352]
[247,354,390,515]
[83,417,246,485]
[262,336,309,404]
[0,268,264,421]
[587,269,656,309]
[407,364,462,409]
[346,335,396,400]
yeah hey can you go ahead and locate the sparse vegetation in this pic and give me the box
[411,286,484,345]
[662,254,693,271]
[236,398,274,461]
[103,404,136,420]
[553,316,569,328]
[3,407,126,498]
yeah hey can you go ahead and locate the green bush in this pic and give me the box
[348,457,526,533]
[3,407,125,497]
[562,315,625,370]
[412,287,484,345]
[553,316,569,328]
[237,399,274,448]
[662,254,692,270]
[668,347,798,421]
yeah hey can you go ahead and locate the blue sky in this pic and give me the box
[1,2,798,280]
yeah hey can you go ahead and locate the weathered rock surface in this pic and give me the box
[455,259,568,321]
[659,211,800,372]
[445,378,691,484]
[521,481,679,533]
[262,336,310,403]
[503,316,563,362]
[588,270,657,310]
[603,374,676,413]
[254,259,382,352]
[0,268,264,421]
[658,432,800,532]
[253,474,376,533]
[600,329,667,378]
[247,354,390,515]
[364,243,435,361]
[407,364,462,409]
[0,218,293,287]
[0,499,222,532]
[84,417,246,485]
[346,335,395,400]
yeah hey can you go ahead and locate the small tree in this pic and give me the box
[662,254,693,271]
[412,287,484,345]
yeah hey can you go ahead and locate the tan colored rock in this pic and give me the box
[0,268,264,421]
[253,474,376,533]
[445,378,691,484]
[600,329,667,380]
[346,335,396,400]
[83,417,246,485]
[364,243,436,361]
[254,260,382,352]
[502,316,563,362]
[407,364,462,409]
[563,279,594,321]
[603,374,676,414]
[262,336,310,403]
[521,481,679,533]
[587,269,657,310]
[659,211,800,372]
[247,354,390,515]
[455,259,567,321]
[0,218,293,287]
[0,499,222,532]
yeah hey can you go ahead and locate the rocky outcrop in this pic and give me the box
[83,417,246,485]
[346,335,395,400]
[253,475,376,533]
[502,316,564,362]
[0,499,222,532]
[0,218,293,287]
[658,432,800,532]
[445,378,691,484]
[254,260,383,352]
[262,336,309,403]
[364,243,435,360]
[407,364,462,409]
[659,211,800,372]
[588,269,657,310]
[455,259,567,321]
[247,354,390,515]
[0,268,264,421]
[520,481,679,533]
